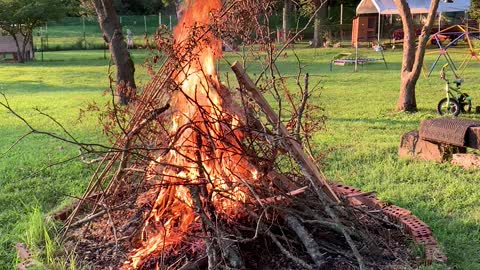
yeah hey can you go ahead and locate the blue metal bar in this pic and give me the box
[445,52,458,71]
[445,54,459,78]
[434,35,443,49]
[428,54,443,77]
[445,33,465,50]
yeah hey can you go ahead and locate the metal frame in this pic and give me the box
[330,47,388,72]
[423,24,480,78]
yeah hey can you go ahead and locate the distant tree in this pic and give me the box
[470,0,480,20]
[312,0,329,47]
[89,0,136,105]
[283,0,292,43]
[0,0,69,62]
[109,0,170,15]
[299,0,329,48]
[299,0,360,47]
[161,0,181,17]
[394,0,440,112]
[64,0,85,16]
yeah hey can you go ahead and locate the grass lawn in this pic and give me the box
[1,47,479,269]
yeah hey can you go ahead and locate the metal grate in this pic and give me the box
[419,118,480,146]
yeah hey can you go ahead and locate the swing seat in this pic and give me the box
[329,50,388,71]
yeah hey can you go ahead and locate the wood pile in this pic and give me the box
[49,1,446,269]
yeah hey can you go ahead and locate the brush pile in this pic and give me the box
[62,1,429,269]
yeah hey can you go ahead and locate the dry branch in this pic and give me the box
[231,62,368,270]
[265,230,313,269]
[231,61,339,204]
[284,214,325,267]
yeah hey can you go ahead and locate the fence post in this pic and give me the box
[159,12,162,26]
[340,4,344,41]
[169,15,172,31]
[45,22,48,50]
[354,42,358,72]
[377,13,381,42]
[41,36,44,62]
[144,15,147,35]
[83,16,86,49]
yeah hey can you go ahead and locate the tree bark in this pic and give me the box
[312,1,328,48]
[21,32,33,61]
[9,30,31,63]
[12,34,25,63]
[91,0,136,105]
[397,75,417,111]
[394,0,440,112]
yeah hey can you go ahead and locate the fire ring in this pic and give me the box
[330,183,447,265]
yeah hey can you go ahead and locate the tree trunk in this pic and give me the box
[282,0,290,43]
[396,75,417,111]
[91,0,136,106]
[10,31,30,63]
[394,0,440,112]
[12,34,25,63]
[312,1,328,48]
[21,33,33,61]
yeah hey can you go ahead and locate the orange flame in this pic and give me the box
[123,0,258,268]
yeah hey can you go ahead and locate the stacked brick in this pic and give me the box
[330,183,447,265]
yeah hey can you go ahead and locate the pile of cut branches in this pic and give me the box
[56,1,421,269]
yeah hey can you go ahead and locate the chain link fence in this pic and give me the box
[33,6,361,52]
[33,14,178,51]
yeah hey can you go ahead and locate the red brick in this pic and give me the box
[400,215,429,233]
[382,205,412,221]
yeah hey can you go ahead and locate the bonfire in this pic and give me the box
[50,1,446,269]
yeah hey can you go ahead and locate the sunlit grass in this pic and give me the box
[0,47,479,269]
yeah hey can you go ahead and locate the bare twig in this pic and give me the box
[284,214,325,267]
[265,229,313,269]
[231,61,339,203]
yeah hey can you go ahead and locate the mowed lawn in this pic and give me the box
[1,47,480,269]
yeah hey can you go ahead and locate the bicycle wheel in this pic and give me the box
[437,98,461,116]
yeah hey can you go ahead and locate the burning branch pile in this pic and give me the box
[62,1,422,269]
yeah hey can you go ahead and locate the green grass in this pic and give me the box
[15,205,77,269]
[1,47,480,269]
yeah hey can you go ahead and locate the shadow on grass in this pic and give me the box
[0,81,103,93]
[329,116,420,126]
[0,58,109,68]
